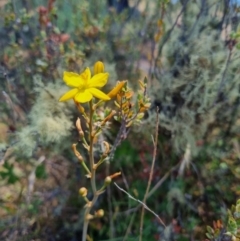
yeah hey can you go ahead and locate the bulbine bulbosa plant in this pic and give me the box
[59,61,150,241]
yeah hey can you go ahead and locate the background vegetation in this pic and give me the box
[1,0,240,240]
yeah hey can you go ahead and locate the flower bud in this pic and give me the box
[74,100,85,113]
[101,110,116,126]
[104,172,121,186]
[107,81,126,98]
[103,141,110,154]
[95,209,104,218]
[76,118,84,138]
[79,187,88,197]
[137,113,144,120]
[94,61,104,75]
[109,172,121,179]
[104,176,112,185]
[72,143,83,162]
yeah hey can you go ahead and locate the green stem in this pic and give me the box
[82,195,98,241]
[89,100,97,193]
[82,100,98,241]
[95,156,107,169]
[81,161,91,177]
[82,137,90,150]
[93,100,103,109]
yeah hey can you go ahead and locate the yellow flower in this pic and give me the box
[59,66,110,103]
[94,61,104,75]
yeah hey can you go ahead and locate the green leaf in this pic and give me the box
[143,76,148,84]
[206,232,213,239]
[0,162,19,184]
[206,225,214,234]
[227,216,237,234]
[35,164,47,179]
[236,43,240,50]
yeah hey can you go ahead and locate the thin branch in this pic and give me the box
[212,47,233,108]
[113,163,180,239]
[146,162,180,199]
[154,0,189,79]
[139,107,160,241]
[109,120,127,160]
[114,162,180,218]
[106,161,115,239]
[114,182,165,227]
[123,212,137,241]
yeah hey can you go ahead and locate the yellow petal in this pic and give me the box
[88,73,109,88]
[107,81,126,98]
[63,72,84,87]
[94,61,104,75]
[59,88,78,102]
[74,89,93,103]
[88,88,110,101]
[80,67,91,81]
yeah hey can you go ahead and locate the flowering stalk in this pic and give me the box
[59,61,150,241]
[81,100,97,240]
